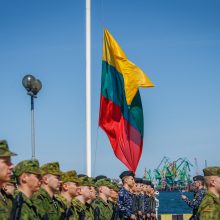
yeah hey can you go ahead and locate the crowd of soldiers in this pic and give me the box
[1,139,220,220]
[0,140,158,220]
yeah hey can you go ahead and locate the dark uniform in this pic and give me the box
[118,187,134,219]
[184,188,205,220]
[183,175,205,220]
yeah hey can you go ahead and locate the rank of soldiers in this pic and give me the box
[1,139,220,220]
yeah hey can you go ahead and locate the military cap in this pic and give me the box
[193,175,204,181]
[14,159,41,177]
[135,178,143,183]
[109,182,119,192]
[87,177,96,187]
[143,180,152,185]
[0,140,17,157]
[61,170,81,184]
[95,179,112,188]
[41,162,62,176]
[119,171,135,179]
[203,166,220,176]
[78,174,88,178]
[95,175,108,181]
[79,176,93,186]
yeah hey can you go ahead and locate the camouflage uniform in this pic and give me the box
[0,189,13,220]
[92,197,113,220]
[32,185,61,219]
[56,194,77,220]
[13,159,42,220]
[197,166,220,220]
[0,140,17,220]
[56,170,82,220]
[13,191,40,220]
[91,179,113,220]
[72,198,94,220]
[197,191,220,220]
[32,162,62,220]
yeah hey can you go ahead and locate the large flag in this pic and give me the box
[99,29,154,172]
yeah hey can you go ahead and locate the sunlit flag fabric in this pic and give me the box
[99,28,154,172]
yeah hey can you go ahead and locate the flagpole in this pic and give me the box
[86,0,91,177]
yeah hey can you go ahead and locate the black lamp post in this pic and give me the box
[22,75,42,159]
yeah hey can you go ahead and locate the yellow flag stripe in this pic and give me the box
[102,28,154,105]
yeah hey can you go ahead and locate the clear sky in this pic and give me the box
[1,0,220,178]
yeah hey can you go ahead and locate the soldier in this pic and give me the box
[181,175,205,220]
[108,182,119,220]
[198,166,220,220]
[118,170,136,220]
[0,140,17,220]
[71,176,94,219]
[142,180,152,219]
[91,179,113,220]
[32,161,62,220]
[12,159,42,219]
[147,185,156,220]
[85,177,98,218]
[134,178,144,220]
[56,170,82,220]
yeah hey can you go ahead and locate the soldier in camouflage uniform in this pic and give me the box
[108,182,119,220]
[118,171,136,220]
[181,175,205,220]
[13,159,42,219]
[91,178,113,220]
[56,170,82,220]
[32,161,62,220]
[71,176,94,219]
[198,166,220,220]
[85,177,98,218]
[0,140,17,220]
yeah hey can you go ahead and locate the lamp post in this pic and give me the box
[22,75,42,159]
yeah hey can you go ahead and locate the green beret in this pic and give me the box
[61,170,81,183]
[14,159,41,177]
[95,179,112,188]
[41,162,62,176]
[203,166,220,176]
[0,140,17,157]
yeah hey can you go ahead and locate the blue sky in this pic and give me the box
[0,0,220,178]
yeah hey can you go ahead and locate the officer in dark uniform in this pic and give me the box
[118,171,136,219]
[181,175,205,220]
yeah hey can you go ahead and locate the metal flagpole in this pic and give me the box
[86,0,91,177]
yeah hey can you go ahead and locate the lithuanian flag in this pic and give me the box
[99,29,154,172]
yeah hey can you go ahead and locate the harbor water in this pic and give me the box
[158,191,193,214]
